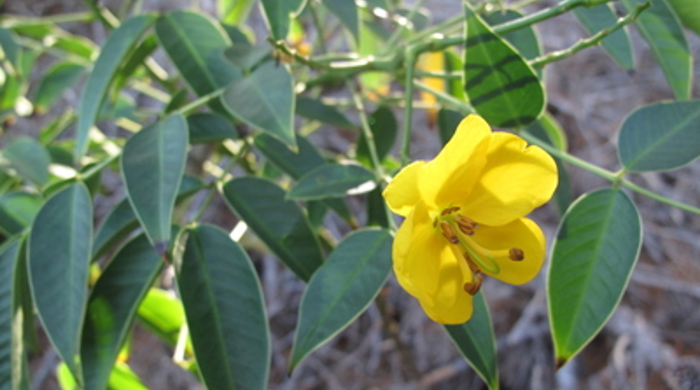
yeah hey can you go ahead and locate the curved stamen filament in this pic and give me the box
[459,237,501,274]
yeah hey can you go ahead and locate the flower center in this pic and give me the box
[435,206,525,296]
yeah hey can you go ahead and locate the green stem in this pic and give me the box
[620,180,700,215]
[384,0,426,51]
[400,49,418,167]
[414,70,462,80]
[172,87,226,115]
[412,80,475,114]
[494,0,614,36]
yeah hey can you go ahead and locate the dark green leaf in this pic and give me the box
[463,4,544,128]
[221,61,296,148]
[445,292,498,390]
[260,0,308,40]
[483,9,544,78]
[0,28,19,67]
[0,191,43,236]
[356,105,397,167]
[573,4,635,71]
[366,188,389,228]
[221,177,323,281]
[175,225,270,390]
[289,229,392,372]
[28,182,93,384]
[295,97,355,129]
[618,100,700,172]
[82,233,163,390]
[437,108,463,146]
[321,0,359,43]
[113,34,159,94]
[288,163,377,200]
[223,45,271,72]
[121,114,188,254]
[0,239,22,390]
[622,0,691,100]
[2,137,50,186]
[548,188,642,367]
[220,23,252,45]
[186,112,238,144]
[76,14,157,165]
[33,62,85,113]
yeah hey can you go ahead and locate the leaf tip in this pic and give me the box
[555,356,568,371]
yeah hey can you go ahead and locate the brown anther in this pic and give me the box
[455,215,477,236]
[439,221,459,244]
[463,253,480,274]
[440,206,461,216]
[509,248,525,261]
[463,273,483,295]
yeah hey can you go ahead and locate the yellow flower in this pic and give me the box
[382,115,558,324]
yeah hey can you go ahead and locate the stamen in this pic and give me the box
[441,206,461,216]
[463,253,480,274]
[463,273,483,295]
[460,236,501,274]
[439,221,459,244]
[509,248,524,261]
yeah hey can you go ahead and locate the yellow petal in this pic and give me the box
[460,132,558,226]
[418,249,475,324]
[470,217,546,285]
[392,200,448,304]
[383,161,425,217]
[419,115,491,209]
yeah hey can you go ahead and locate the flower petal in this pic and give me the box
[470,217,546,285]
[418,250,475,324]
[420,115,491,209]
[383,160,425,217]
[460,132,558,226]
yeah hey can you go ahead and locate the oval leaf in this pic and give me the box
[0,191,43,236]
[260,0,308,40]
[289,229,392,372]
[33,62,86,113]
[548,188,642,367]
[0,239,22,390]
[28,182,93,384]
[573,4,635,71]
[121,114,188,255]
[81,233,163,390]
[175,224,270,390]
[463,4,544,128]
[618,100,700,172]
[186,112,238,144]
[288,163,377,200]
[295,97,355,129]
[2,137,50,186]
[76,14,156,165]
[221,61,296,148]
[622,0,691,100]
[444,292,498,390]
[221,177,323,281]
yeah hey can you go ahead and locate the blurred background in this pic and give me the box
[2,0,700,389]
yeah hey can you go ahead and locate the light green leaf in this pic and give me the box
[356,106,397,167]
[2,137,50,186]
[219,0,257,25]
[444,292,498,390]
[295,97,355,129]
[288,163,377,200]
[321,0,359,43]
[9,23,95,59]
[221,61,296,148]
[483,9,544,78]
[260,0,308,40]
[186,112,238,144]
[289,229,392,372]
[0,191,43,236]
[618,100,700,172]
[56,362,150,390]
[665,0,700,34]
[136,289,184,347]
[622,0,691,100]
[548,188,642,367]
[221,177,323,281]
[33,62,85,113]
[28,182,93,384]
[121,114,188,255]
[0,239,22,390]
[82,233,163,390]
[76,14,156,165]
[573,4,635,71]
[175,225,270,390]
[463,4,544,128]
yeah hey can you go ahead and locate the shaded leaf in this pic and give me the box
[260,0,308,40]
[356,106,397,167]
[288,163,377,201]
[2,137,50,186]
[295,97,355,128]
[186,112,238,144]
[33,62,85,113]
[224,45,271,73]
[437,108,463,146]
[573,4,635,71]
[665,0,700,34]
[0,191,43,236]
[321,0,359,43]
[0,239,22,390]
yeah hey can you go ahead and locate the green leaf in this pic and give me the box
[33,62,85,113]
[0,239,22,390]
[356,106,397,167]
[482,9,544,78]
[260,0,308,40]
[121,114,188,255]
[112,34,159,94]
[221,61,296,148]
[622,0,691,100]
[28,182,93,384]
[665,0,700,34]
[0,191,43,236]
[289,229,392,372]
[76,14,156,165]
[155,10,241,110]
[223,44,271,72]
[175,224,270,390]
[136,289,184,347]
[295,97,355,129]
[463,4,544,128]
[366,188,389,228]
[105,363,150,390]
[2,137,50,186]
[253,133,354,223]
[0,28,19,67]
[573,4,635,71]
[82,233,163,390]
[548,188,642,367]
[618,100,700,172]
[186,112,238,144]
[321,0,359,43]
[358,11,391,94]
[219,0,257,25]
[9,23,95,59]
[437,108,463,146]
[221,177,323,281]
[288,163,377,201]
[444,292,498,390]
